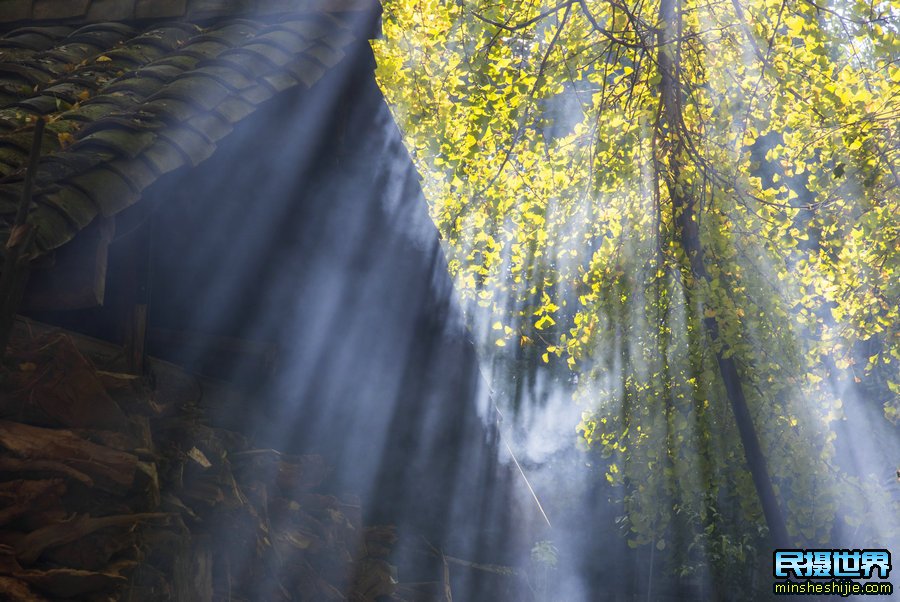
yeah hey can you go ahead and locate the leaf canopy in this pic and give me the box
[373,0,899,581]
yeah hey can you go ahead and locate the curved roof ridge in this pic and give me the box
[0,0,379,28]
[0,10,363,255]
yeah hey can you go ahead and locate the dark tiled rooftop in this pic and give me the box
[0,5,367,255]
[0,0,373,26]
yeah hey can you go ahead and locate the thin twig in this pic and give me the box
[494,407,553,528]
[472,1,574,32]
[577,0,645,48]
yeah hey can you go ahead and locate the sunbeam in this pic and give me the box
[372,0,900,599]
[0,0,897,600]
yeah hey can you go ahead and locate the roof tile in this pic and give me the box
[104,76,167,98]
[254,28,310,53]
[131,64,187,83]
[0,61,54,85]
[68,165,138,216]
[67,26,133,48]
[71,127,157,159]
[189,22,260,46]
[140,97,199,122]
[0,147,27,176]
[149,54,200,72]
[157,123,214,165]
[277,19,330,40]
[239,82,275,105]
[191,64,253,89]
[0,129,43,153]
[72,22,137,37]
[211,95,252,122]
[1,0,380,26]
[31,197,76,252]
[0,28,69,52]
[79,113,161,135]
[101,43,169,66]
[239,41,293,65]
[0,9,363,254]
[177,39,232,60]
[149,75,232,110]
[205,49,269,78]
[261,70,296,93]
[106,156,158,190]
[140,138,187,175]
[16,95,64,114]
[40,185,99,228]
[61,101,119,122]
[185,111,231,141]
[131,24,198,51]
[304,43,344,68]
[39,149,117,179]
[42,82,89,104]
[283,55,324,87]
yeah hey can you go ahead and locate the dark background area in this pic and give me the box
[25,36,526,599]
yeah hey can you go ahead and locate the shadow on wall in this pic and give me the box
[29,34,525,597]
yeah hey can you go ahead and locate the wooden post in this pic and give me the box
[0,117,45,357]
[122,218,151,375]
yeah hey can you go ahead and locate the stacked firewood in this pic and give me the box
[0,324,399,601]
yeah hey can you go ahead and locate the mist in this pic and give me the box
[15,2,898,600]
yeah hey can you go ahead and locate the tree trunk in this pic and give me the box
[655,0,790,548]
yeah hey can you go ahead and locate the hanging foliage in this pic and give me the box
[373,0,900,582]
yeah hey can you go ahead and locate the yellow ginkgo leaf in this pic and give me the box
[534,315,555,330]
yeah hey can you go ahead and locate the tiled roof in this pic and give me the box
[0,0,373,26]
[0,4,372,256]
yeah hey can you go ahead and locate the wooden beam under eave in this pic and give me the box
[21,217,115,311]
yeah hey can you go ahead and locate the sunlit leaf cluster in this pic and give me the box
[373,0,899,581]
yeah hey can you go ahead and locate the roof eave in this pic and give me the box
[0,0,382,39]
